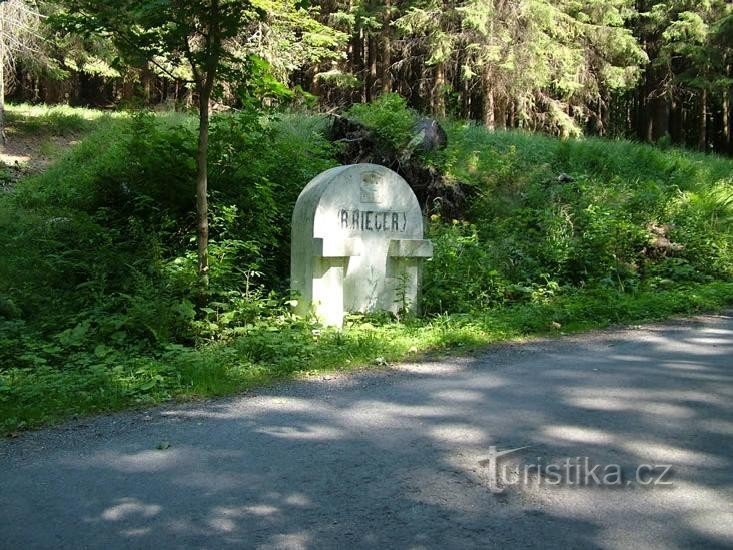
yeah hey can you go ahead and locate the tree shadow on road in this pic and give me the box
[1,313,732,548]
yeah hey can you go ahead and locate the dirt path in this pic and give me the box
[1,130,80,190]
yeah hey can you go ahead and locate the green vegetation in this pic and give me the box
[0,104,120,190]
[1,99,732,433]
[425,120,733,312]
[4,283,732,433]
[5,103,117,136]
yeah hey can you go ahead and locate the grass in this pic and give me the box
[442,120,733,192]
[4,103,121,136]
[2,282,732,434]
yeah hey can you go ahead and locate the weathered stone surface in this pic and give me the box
[291,163,432,327]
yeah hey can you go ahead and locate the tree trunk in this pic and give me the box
[380,0,392,94]
[681,102,688,147]
[651,94,669,141]
[482,72,495,130]
[194,55,219,289]
[595,97,604,136]
[196,83,211,286]
[432,63,446,117]
[496,96,507,129]
[0,2,5,145]
[351,26,364,103]
[723,85,730,153]
[634,83,645,141]
[699,88,707,152]
[122,71,136,102]
[509,100,515,128]
[367,34,376,102]
[670,95,682,144]
[462,76,472,120]
[641,60,657,142]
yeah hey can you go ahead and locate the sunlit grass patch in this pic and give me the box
[5,103,122,136]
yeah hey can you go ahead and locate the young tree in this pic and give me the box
[60,1,344,286]
[243,0,346,86]
[394,0,458,117]
[632,1,732,149]
[61,0,263,286]
[660,1,732,150]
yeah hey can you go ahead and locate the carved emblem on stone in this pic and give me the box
[359,171,382,204]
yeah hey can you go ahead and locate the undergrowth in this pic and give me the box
[1,97,732,433]
[3,282,732,433]
[5,103,120,136]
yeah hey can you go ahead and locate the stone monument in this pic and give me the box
[291,163,433,327]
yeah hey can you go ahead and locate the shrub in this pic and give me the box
[0,107,339,370]
[417,122,733,311]
[2,101,733,431]
[346,93,417,150]
[423,219,508,313]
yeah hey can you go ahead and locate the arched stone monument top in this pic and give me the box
[291,164,432,327]
[293,163,423,241]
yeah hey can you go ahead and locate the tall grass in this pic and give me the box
[443,121,733,194]
[5,103,122,136]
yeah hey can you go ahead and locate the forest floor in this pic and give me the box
[0,131,81,189]
[1,312,731,548]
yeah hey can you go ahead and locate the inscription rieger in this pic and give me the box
[338,209,407,232]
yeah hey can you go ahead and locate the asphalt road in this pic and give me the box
[1,312,732,549]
